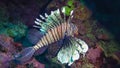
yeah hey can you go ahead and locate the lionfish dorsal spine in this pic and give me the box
[39,15,45,20]
[45,13,48,17]
[33,8,74,50]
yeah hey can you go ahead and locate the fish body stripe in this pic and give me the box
[54,26,59,40]
[51,28,57,41]
[43,36,48,45]
[41,38,46,45]
[33,9,76,50]
[57,24,62,39]
[46,33,51,44]
[48,30,54,43]
[34,22,70,50]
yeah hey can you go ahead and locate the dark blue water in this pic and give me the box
[84,0,120,42]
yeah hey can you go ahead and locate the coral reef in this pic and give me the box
[0,0,120,68]
[0,5,27,41]
[0,35,45,68]
[48,0,120,68]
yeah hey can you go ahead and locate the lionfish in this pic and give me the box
[13,8,88,65]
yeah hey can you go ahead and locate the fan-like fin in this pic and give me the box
[34,8,66,33]
[57,37,89,66]
[13,47,35,64]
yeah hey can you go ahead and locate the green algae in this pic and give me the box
[98,40,120,57]
[0,22,27,40]
[86,33,96,40]
[63,0,75,16]
[96,28,120,57]
[0,6,27,41]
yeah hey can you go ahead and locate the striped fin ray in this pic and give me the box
[34,8,66,33]
[34,21,68,50]
[57,37,88,66]
[33,7,76,50]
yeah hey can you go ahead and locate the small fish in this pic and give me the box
[13,7,88,65]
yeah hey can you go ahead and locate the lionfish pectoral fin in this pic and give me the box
[57,37,88,66]
[57,37,77,65]
[74,38,89,56]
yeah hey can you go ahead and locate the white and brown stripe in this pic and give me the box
[33,22,71,50]
[33,8,76,50]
